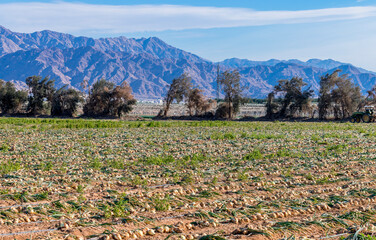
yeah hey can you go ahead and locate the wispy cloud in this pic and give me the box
[0,1,376,35]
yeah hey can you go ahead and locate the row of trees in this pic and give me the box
[1,70,246,120]
[1,70,369,120]
[159,70,244,119]
[161,69,376,120]
[0,76,136,117]
[266,70,366,120]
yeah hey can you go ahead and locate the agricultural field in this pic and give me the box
[0,118,376,240]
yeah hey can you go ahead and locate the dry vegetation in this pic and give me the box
[0,118,376,240]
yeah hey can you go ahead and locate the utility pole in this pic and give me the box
[216,64,220,101]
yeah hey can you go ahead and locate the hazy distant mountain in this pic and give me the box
[0,26,375,99]
[219,58,346,70]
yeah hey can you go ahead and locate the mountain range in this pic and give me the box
[0,25,375,99]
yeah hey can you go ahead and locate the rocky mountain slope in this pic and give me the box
[0,25,375,99]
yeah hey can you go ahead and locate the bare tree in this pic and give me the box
[358,86,376,110]
[186,88,215,116]
[110,82,137,118]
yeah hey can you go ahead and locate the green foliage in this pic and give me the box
[326,144,347,154]
[152,197,171,211]
[276,149,292,158]
[318,70,362,120]
[182,153,207,167]
[210,132,237,140]
[248,133,284,139]
[272,221,302,231]
[304,173,314,180]
[129,176,147,187]
[269,77,313,118]
[76,185,85,194]
[199,235,226,240]
[40,161,53,171]
[197,190,219,198]
[0,160,21,175]
[356,234,376,240]
[0,143,10,152]
[0,118,264,130]
[51,86,83,117]
[107,159,124,169]
[161,73,192,117]
[26,76,55,115]
[243,149,263,160]
[83,79,136,117]
[315,176,331,185]
[89,158,103,170]
[217,69,244,119]
[180,174,194,185]
[0,80,28,114]
[32,192,49,201]
[237,170,249,181]
[141,155,175,166]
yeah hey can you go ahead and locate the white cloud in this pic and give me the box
[0,1,376,35]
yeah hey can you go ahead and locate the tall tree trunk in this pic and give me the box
[163,97,173,117]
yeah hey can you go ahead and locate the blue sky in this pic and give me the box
[1,0,376,70]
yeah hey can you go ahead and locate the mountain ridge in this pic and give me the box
[0,25,375,99]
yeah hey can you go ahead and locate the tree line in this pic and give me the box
[0,71,244,119]
[0,76,136,117]
[0,69,372,120]
[161,69,375,120]
[266,70,369,120]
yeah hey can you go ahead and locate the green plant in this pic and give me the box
[199,235,226,240]
[243,149,263,160]
[41,161,53,171]
[89,158,102,170]
[77,185,85,194]
[0,160,21,175]
[152,197,171,211]
[141,155,175,166]
[129,176,147,187]
[107,159,124,169]
[180,174,194,185]
[0,143,10,152]
[32,192,49,201]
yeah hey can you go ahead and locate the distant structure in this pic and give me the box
[137,99,163,104]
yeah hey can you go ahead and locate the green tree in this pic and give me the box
[217,70,243,119]
[265,92,278,119]
[26,76,55,115]
[269,77,314,118]
[161,73,192,117]
[83,79,136,117]
[318,70,362,119]
[51,86,83,117]
[0,80,27,114]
